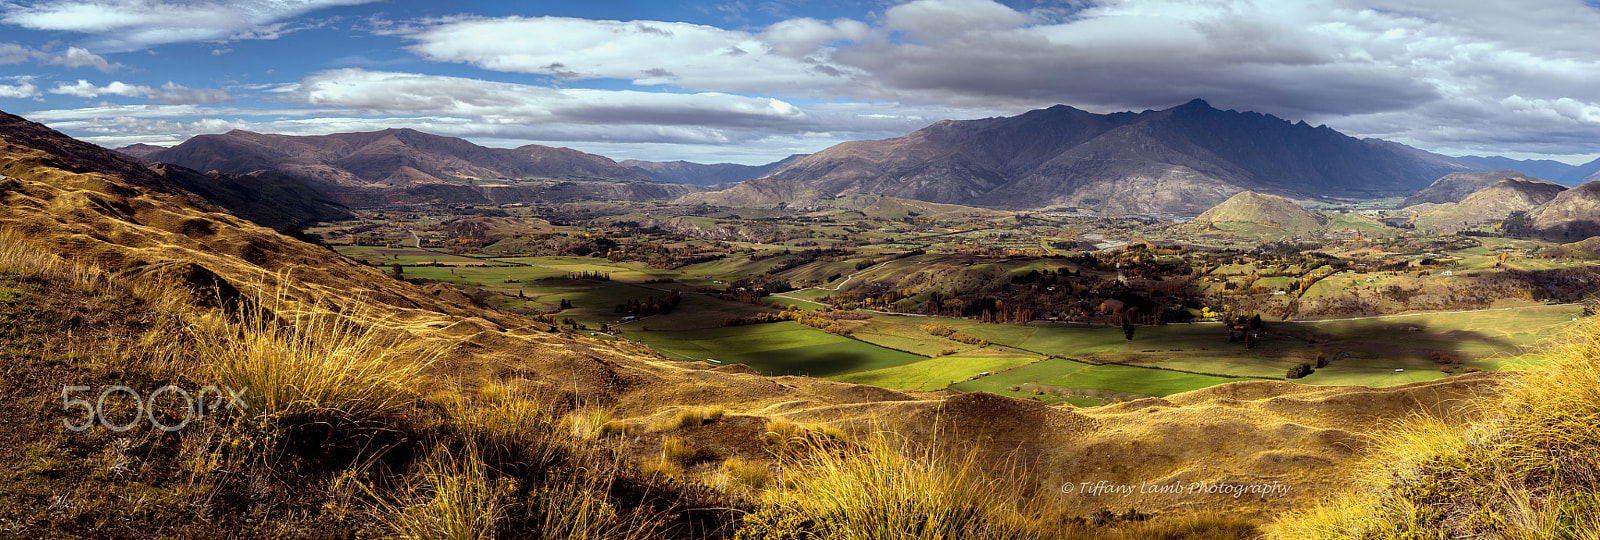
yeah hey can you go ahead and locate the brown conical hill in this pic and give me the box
[1529,181,1600,242]
[1191,190,1324,231]
[0,108,1520,520]
[1413,178,1566,233]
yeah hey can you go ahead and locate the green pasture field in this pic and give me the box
[763,295,828,310]
[850,316,984,357]
[334,245,493,266]
[850,304,1583,393]
[950,358,1253,402]
[625,321,924,377]
[830,351,1041,391]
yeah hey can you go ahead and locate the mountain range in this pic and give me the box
[620,155,805,186]
[125,128,718,207]
[684,99,1504,214]
[1,110,348,229]
[104,100,1600,216]
[1453,156,1600,185]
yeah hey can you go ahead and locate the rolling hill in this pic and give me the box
[139,128,705,206]
[1411,178,1567,234]
[1,111,348,229]
[1402,170,1554,207]
[1191,191,1324,232]
[1529,181,1600,242]
[684,99,1483,214]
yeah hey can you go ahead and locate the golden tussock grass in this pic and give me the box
[752,422,1033,540]
[1272,317,1600,539]
[659,406,724,431]
[189,282,450,448]
[0,226,187,314]
[374,441,508,540]
[565,408,624,440]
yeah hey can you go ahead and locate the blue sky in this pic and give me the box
[2,0,1599,165]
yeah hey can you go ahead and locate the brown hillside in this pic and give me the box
[1402,170,1549,207]
[0,109,1513,520]
[1192,191,1324,231]
[1412,178,1566,233]
[112,142,168,160]
[142,128,674,207]
[1529,181,1600,242]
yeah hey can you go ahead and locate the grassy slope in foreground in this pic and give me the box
[1271,318,1600,538]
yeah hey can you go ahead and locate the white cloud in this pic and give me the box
[759,17,873,57]
[295,68,814,133]
[389,0,1600,155]
[0,80,40,98]
[400,16,867,95]
[47,79,231,104]
[46,46,124,72]
[50,80,147,98]
[1,0,376,51]
[884,0,1027,41]
[0,42,124,72]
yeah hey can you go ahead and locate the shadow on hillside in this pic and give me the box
[1273,320,1524,361]
[725,349,891,378]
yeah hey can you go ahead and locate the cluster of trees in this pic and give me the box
[710,278,794,305]
[532,313,589,330]
[724,306,858,335]
[1224,313,1265,348]
[616,290,682,316]
[1286,362,1314,379]
[921,324,989,347]
[567,270,612,281]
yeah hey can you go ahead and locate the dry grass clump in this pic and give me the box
[662,436,704,465]
[721,457,772,492]
[377,439,669,540]
[762,418,847,459]
[565,408,625,440]
[738,418,1262,540]
[661,406,724,430]
[751,427,1026,540]
[1272,318,1600,539]
[190,283,450,452]
[378,442,508,540]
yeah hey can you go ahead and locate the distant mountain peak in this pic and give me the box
[682,100,1485,214]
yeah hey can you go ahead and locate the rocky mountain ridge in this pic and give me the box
[684,99,1487,214]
